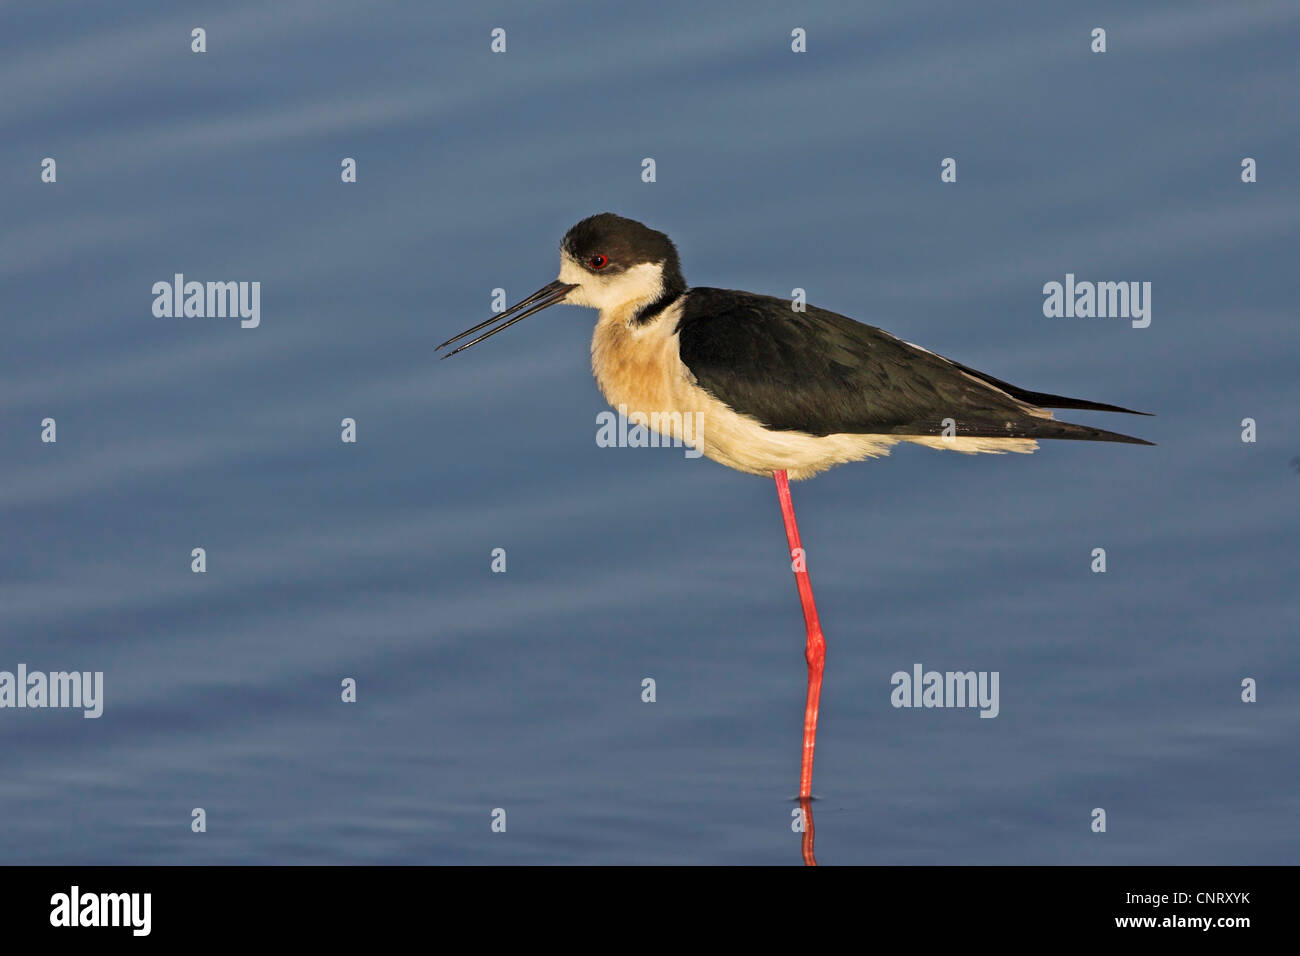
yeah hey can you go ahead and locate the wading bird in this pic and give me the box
[438,213,1151,803]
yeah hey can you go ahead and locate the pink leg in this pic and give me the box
[774,470,827,801]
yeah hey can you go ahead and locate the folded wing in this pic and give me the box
[675,288,1153,445]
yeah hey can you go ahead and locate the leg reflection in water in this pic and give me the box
[799,797,817,866]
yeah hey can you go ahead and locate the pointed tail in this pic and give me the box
[946,359,1153,416]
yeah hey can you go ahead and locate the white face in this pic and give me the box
[557,253,667,315]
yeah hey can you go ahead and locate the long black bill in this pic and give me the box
[437,280,577,359]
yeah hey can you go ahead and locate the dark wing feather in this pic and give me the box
[676,288,1153,445]
[934,357,1152,416]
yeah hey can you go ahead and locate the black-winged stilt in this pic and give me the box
[438,213,1152,804]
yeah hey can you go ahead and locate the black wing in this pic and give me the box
[675,288,1152,445]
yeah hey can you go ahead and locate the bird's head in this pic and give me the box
[438,213,686,358]
[556,213,685,313]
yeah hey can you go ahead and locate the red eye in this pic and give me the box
[588,254,608,269]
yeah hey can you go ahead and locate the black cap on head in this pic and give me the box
[562,213,685,284]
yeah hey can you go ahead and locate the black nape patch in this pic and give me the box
[633,278,686,324]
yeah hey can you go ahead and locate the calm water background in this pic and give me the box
[2,1,1298,864]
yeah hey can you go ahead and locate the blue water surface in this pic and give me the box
[1,0,1297,864]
